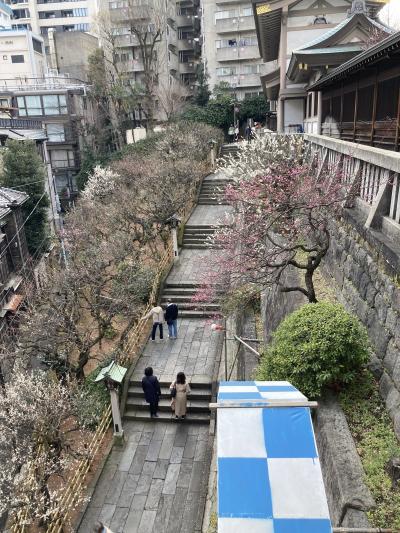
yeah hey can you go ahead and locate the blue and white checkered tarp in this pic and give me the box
[217,381,332,533]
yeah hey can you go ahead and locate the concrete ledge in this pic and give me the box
[314,392,375,528]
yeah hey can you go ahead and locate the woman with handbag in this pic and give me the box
[170,372,191,419]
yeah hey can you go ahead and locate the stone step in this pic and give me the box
[124,410,210,424]
[160,302,220,311]
[182,238,214,244]
[184,224,216,230]
[164,283,200,289]
[179,309,220,318]
[126,397,210,413]
[198,201,226,205]
[129,379,212,389]
[128,385,212,401]
[184,228,216,234]
[162,287,197,294]
[183,243,213,249]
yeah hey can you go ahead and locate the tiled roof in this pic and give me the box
[0,187,28,209]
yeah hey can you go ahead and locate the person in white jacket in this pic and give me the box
[93,521,114,533]
[142,305,164,340]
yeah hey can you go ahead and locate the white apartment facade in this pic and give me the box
[5,0,98,38]
[202,0,265,100]
[0,29,47,81]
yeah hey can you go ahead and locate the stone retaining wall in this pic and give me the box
[324,209,400,441]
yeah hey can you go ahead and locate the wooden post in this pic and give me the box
[395,83,400,152]
[371,69,378,145]
[353,79,359,142]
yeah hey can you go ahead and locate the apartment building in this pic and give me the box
[175,0,201,86]
[202,0,265,99]
[0,28,46,81]
[0,76,95,207]
[5,0,97,38]
[0,0,12,28]
[108,0,201,121]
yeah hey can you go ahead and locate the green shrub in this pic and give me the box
[73,364,110,429]
[256,302,370,398]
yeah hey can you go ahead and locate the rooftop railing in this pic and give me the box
[0,76,89,93]
[0,117,43,129]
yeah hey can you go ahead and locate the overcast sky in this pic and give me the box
[379,0,400,29]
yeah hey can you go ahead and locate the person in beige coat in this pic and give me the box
[170,372,191,419]
[142,305,164,340]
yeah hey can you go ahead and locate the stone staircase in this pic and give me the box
[182,224,216,249]
[160,282,220,318]
[125,379,212,423]
[220,143,240,159]
[198,179,230,205]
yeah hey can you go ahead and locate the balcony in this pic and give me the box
[179,61,197,74]
[217,73,261,88]
[114,34,139,48]
[177,38,196,51]
[216,16,255,34]
[116,61,145,73]
[175,14,194,27]
[216,45,260,62]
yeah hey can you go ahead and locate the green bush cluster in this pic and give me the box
[256,302,370,398]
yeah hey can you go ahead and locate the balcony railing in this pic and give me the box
[216,16,255,34]
[216,45,260,61]
[217,73,262,88]
[0,117,43,129]
[305,133,400,232]
[0,76,87,92]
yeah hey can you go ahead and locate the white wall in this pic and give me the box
[284,98,304,130]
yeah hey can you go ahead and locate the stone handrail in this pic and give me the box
[304,134,400,230]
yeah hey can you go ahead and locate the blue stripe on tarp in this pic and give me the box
[218,392,262,400]
[218,458,272,518]
[274,519,332,532]
[263,408,317,458]
[257,386,296,392]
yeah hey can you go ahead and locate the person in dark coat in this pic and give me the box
[165,298,179,339]
[142,367,161,418]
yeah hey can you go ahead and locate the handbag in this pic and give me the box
[170,385,177,398]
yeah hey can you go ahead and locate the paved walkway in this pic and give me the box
[78,174,231,533]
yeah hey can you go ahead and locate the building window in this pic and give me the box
[16,94,67,116]
[46,123,65,142]
[17,95,41,116]
[241,64,260,74]
[242,7,253,16]
[216,66,237,76]
[32,37,43,54]
[11,54,24,63]
[215,9,238,20]
[43,94,67,115]
[50,149,75,168]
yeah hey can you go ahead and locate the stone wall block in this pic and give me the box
[385,386,400,419]
[392,353,400,390]
[391,288,400,314]
[374,292,387,324]
[358,273,370,300]
[385,308,398,335]
[366,310,390,358]
[365,283,377,306]
[367,356,383,380]
[384,279,395,302]
[383,340,399,376]
[379,371,394,401]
